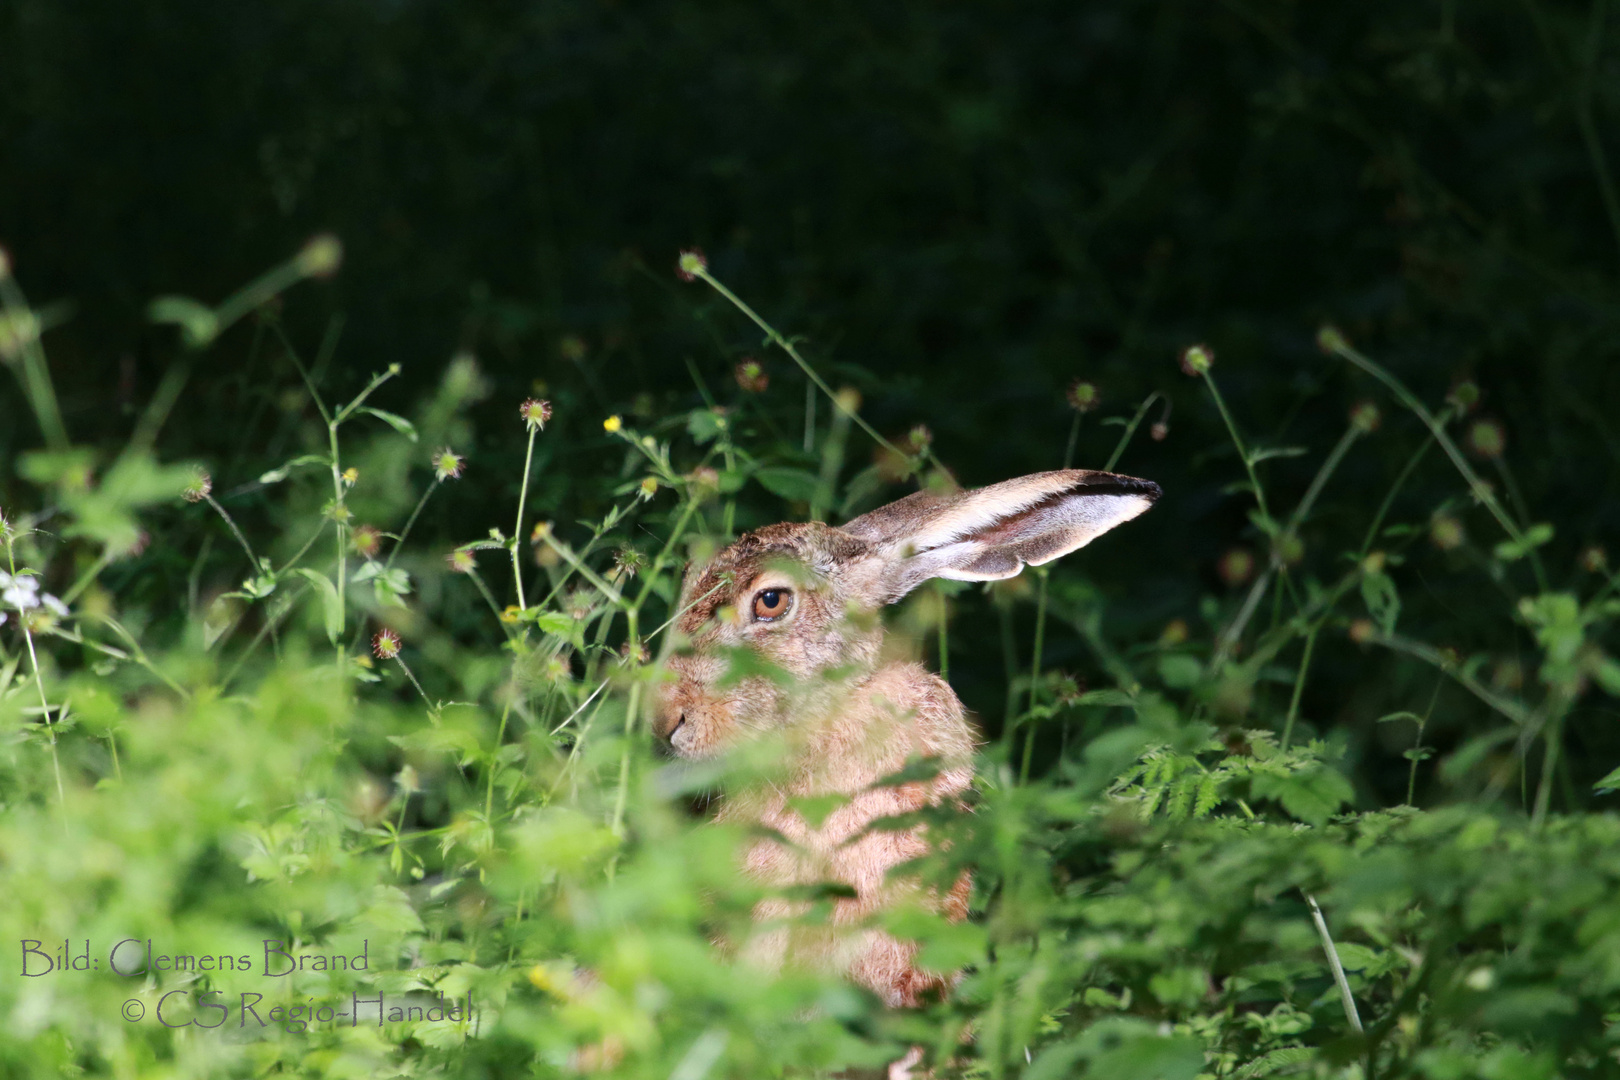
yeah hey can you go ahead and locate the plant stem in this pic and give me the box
[22,625,64,806]
[1200,371,1274,528]
[1021,568,1051,784]
[695,268,911,464]
[1281,626,1318,750]
[1103,393,1161,472]
[512,426,538,610]
[203,494,260,570]
[1307,892,1364,1034]
[386,478,441,573]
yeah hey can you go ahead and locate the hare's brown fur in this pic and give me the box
[654,469,1159,1007]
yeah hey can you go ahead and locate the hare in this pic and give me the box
[652,468,1159,1010]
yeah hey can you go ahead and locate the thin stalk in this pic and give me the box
[1215,424,1362,669]
[1358,415,1449,558]
[512,427,538,610]
[1021,568,1052,785]
[804,379,817,454]
[1307,893,1364,1034]
[328,420,347,668]
[694,268,910,463]
[203,494,260,570]
[537,532,624,607]
[1281,626,1318,751]
[466,568,514,631]
[60,551,114,606]
[936,582,950,681]
[393,656,433,711]
[0,275,71,450]
[486,697,514,821]
[1062,411,1083,470]
[1200,371,1274,527]
[1103,393,1161,472]
[385,479,441,573]
[998,602,1020,758]
[1328,340,1525,545]
[1408,676,1444,807]
[22,626,64,806]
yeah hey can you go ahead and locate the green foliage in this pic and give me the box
[4,4,1620,1071]
[2,240,1619,1079]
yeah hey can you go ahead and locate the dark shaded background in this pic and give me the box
[4,0,1618,804]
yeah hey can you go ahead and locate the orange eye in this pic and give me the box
[752,588,792,621]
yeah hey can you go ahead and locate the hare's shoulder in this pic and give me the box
[860,662,978,776]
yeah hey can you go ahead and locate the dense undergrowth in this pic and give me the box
[3,242,1620,1080]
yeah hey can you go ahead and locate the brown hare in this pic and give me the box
[652,468,1159,1013]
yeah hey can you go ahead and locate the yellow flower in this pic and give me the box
[603,415,622,433]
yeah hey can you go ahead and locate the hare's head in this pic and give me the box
[653,469,1159,758]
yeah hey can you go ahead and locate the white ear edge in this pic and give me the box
[877,483,1158,599]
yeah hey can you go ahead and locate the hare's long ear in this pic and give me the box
[843,469,1160,602]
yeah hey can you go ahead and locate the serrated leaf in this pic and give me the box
[288,568,342,643]
[357,406,419,442]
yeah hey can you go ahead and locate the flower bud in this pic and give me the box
[1349,401,1381,434]
[1465,418,1505,459]
[182,471,213,503]
[1430,516,1464,552]
[1316,325,1349,354]
[296,233,343,279]
[372,628,402,660]
[676,248,708,281]
[1066,379,1100,413]
[1218,548,1255,586]
[432,448,466,480]
[734,358,768,393]
[521,398,553,431]
[1178,344,1214,376]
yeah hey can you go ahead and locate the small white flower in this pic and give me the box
[0,611,7,627]
[0,570,11,588]
[42,594,68,617]
[2,582,39,610]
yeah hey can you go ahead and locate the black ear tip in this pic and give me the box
[1074,472,1162,503]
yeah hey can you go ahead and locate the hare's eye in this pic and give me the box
[752,588,792,622]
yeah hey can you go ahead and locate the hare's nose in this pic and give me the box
[653,706,686,743]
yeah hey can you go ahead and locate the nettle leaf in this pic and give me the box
[754,465,820,502]
[1594,765,1620,794]
[356,406,419,442]
[288,568,342,643]
[1251,766,1353,825]
[1360,570,1400,635]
